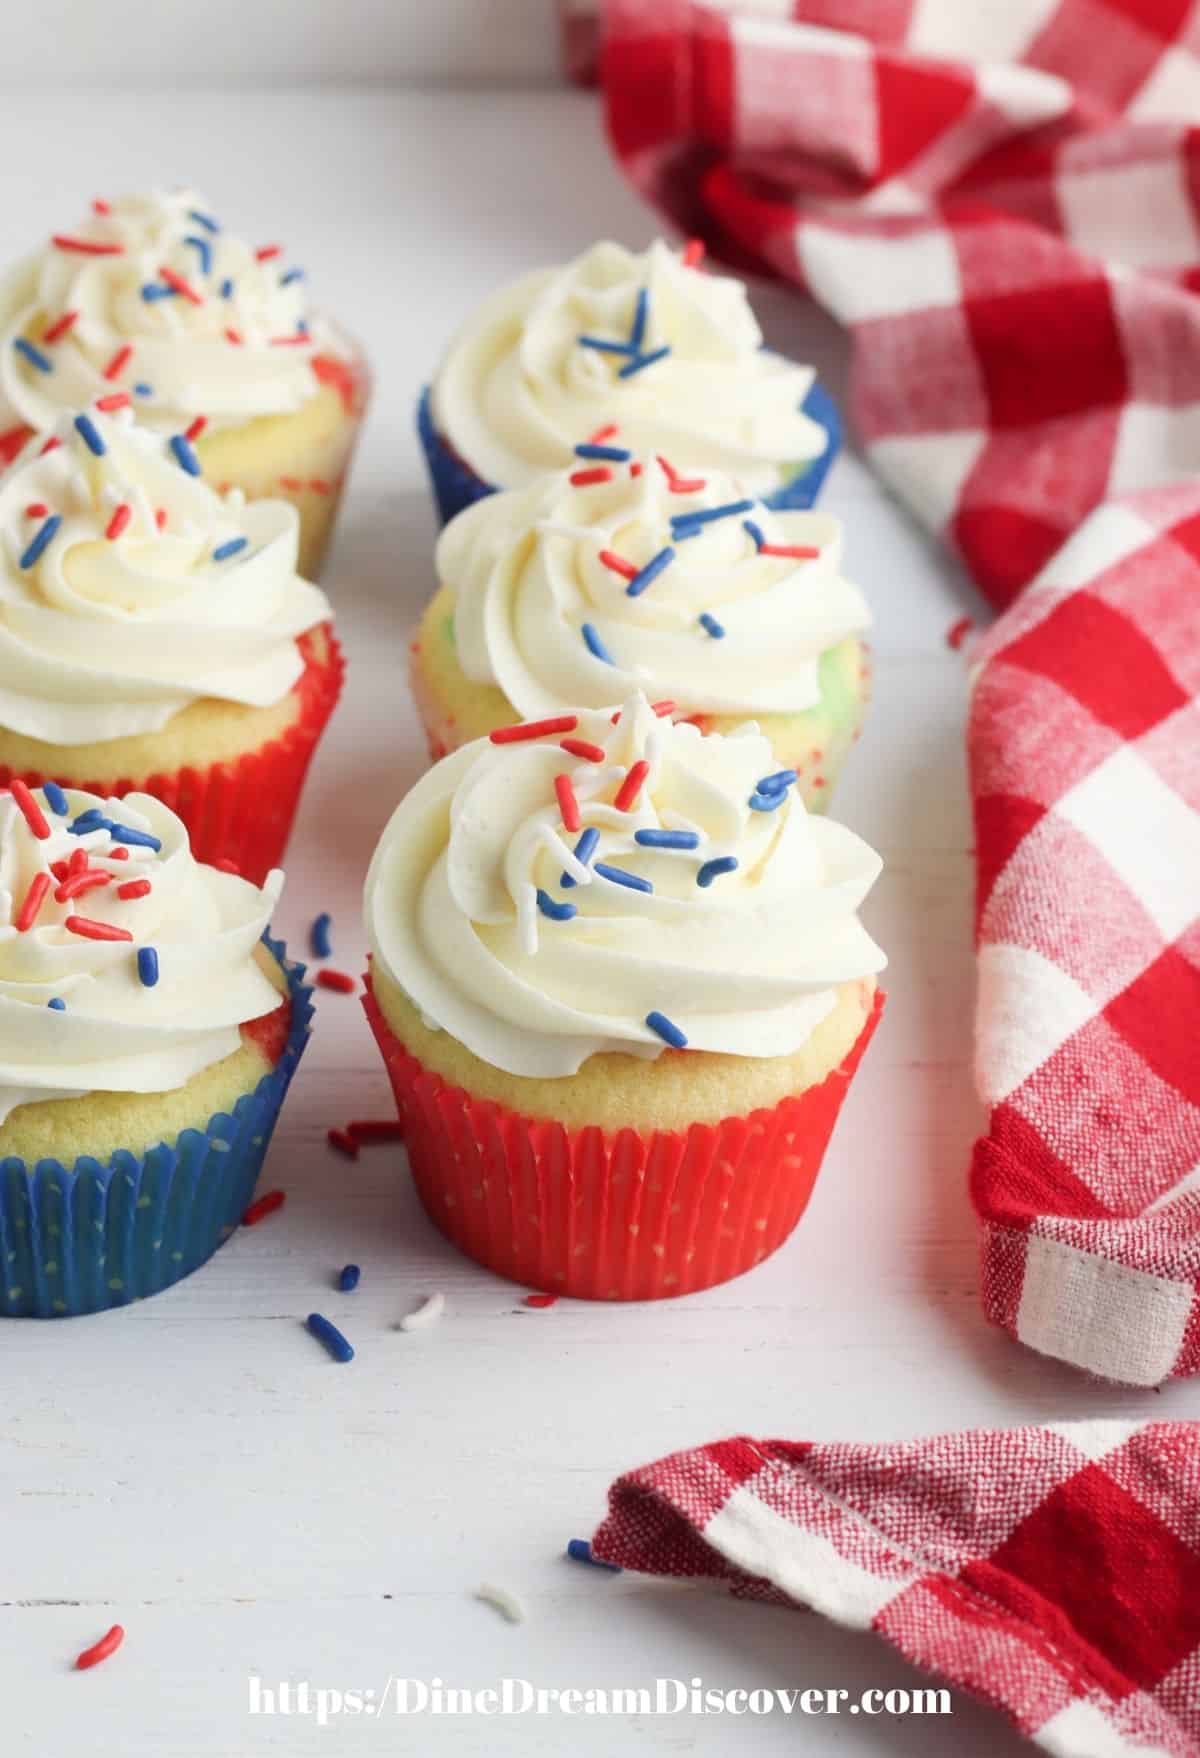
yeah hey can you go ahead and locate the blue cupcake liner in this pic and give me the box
[416,378,842,528]
[0,933,313,1319]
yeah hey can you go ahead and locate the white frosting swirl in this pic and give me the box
[0,785,286,1123]
[0,406,330,744]
[431,239,827,494]
[439,455,869,717]
[0,190,351,434]
[365,696,885,1079]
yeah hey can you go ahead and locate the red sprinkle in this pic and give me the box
[55,871,111,903]
[116,878,151,901]
[554,773,581,833]
[10,779,50,840]
[154,508,167,531]
[278,475,304,491]
[105,504,132,541]
[49,861,68,881]
[224,328,243,345]
[271,333,310,346]
[346,1119,405,1145]
[316,969,356,994]
[682,238,705,268]
[656,455,705,494]
[524,1293,559,1308]
[255,244,283,261]
[559,738,606,763]
[40,437,61,455]
[327,1128,359,1160]
[65,915,132,943]
[588,423,619,444]
[613,760,650,813]
[52,236,124,256]
[94,392,131,412]
[242,1189,286,1226]
[598,548,637,581]
[490,715,577,745]
[25,503,47,518]
[68,846,88,876]
[42,310,79,344]
[158,264,203,305]
[102,343,133,382]
[946,615,974,651]
[15,872,50,932]
[650,701,676,717]
[184,415,207,443]
[568,467,612,487]
[75,1624,124,1671]
[214,857,240,874]
[108,846,130,861]
[308,478,331,494]
[759,543,820,560]
[92,198,112,216]
[629,462,643,477]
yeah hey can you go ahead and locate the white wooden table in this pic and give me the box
[2,89,1191,1758]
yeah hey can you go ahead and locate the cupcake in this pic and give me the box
[0,402,341,883]
[420,237,839,525]
[0,191,368,577]
[411,452,870,809]
[363,695,885,1301]
[0,784,312,1316]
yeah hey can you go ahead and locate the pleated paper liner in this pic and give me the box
[0,933,313,1318]
[0,626,343,886]
[416,380,843,529]
[364,975,883,1301]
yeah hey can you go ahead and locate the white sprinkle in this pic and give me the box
[475,1583,525,1625]
[536,520,594,543]
[399,1292,445,1333]
[538,824,591,886]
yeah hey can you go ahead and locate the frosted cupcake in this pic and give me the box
[364,695,885,1301]
[411,451,870,808]
[421,238,838,525]
[0,403,341,883]
[0,784,312,1316]
[0,191,367,577]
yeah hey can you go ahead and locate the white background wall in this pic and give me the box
[0,0,563,88]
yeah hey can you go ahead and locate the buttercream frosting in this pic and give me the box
[0,405,330,744]
[365,696,885,1079]
[0,784,285,1124]
[431,239,827,494]
[438,454,870,718]
[0,190,350,435]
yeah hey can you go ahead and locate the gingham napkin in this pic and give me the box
[592,1422,1200,1757]
[597,0,1200,1384]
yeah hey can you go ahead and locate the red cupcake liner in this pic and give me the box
[0,626,343,885]
[363,973,884,1302]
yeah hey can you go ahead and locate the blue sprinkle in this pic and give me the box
[310,912,333,958]
[536,888,577,923]
[297,319,309,336]
[629,286,649,351]
[697,855,738,887]
[634,829,699,850]
[141,282,177,301]
[581,622,616,666]
[646,1010,687,1049]
[573,443,632,462]
[756,769,797,796]
[626,546,674,598]
[279,267,305,286]
[42,782,69,816]
[107,823,162,851]
[742,518,766,550]
[212,536,248,562]
[170,433,202,476]
[68,807,106,835]
[566,1539,622,1573]
[618,344,670,379]
[137,946,159,988]
[307,1311,354,1363]
[19,515,61,570]
[338,1264,360,1293]
[748,789,787,812]
[14,337,52,373]
[74,414,106,456]
[671,499,755,535]
[594,862,653,894]
[577,335,636,357]
[699,613,725,639]
[47,998,66,1011]
[220,277,234,299]
[187,209,220,233]
[133,381,154,397]
[183,234,212,276]
[561,825,599,890]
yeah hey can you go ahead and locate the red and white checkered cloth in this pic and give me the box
[592,1422,1200,1755]
[598,0,1200,1385]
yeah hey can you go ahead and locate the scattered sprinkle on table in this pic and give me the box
[346,1119,406,1146]
[310,912,333,958]
[306,1312,354,1363]
[523,1293,558,1309]
[241,1189,286,1227]
[475,1583,525,1625]
[338,1264,361,1293]
[327,1127,359,1161]
[946,615,974,651]
[316,969,356,994]
[566,1539,622,1572]
[75,1624,124,1670]
[400,1292,445,1332]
